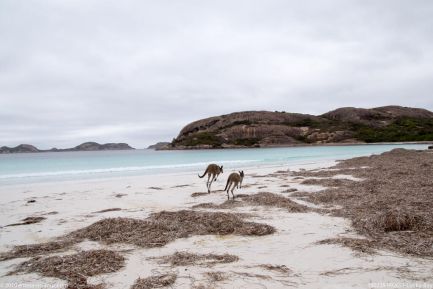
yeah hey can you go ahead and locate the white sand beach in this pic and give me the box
[1,159,432,289]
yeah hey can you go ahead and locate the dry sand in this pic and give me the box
[0,156,432,288]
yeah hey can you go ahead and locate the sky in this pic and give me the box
[1,0,433,149]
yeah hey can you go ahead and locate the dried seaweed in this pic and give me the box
[93,208,122,213]
[6,216,46,227]
[191,192,209,198]
[206,271,227,282]
[154,251,239,266]
[317,238,376,254]
[12,250,124,289]
[301,178,355,187]
[259,264,292,274]
[298,149,433,257]
[0,239,75,261]
[241,192,310,212]
[193,192,311,213]
[2,210,274,260]
[131,274,177,289]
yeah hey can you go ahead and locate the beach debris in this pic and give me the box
[193,192,311,213]
[191,192,209,198]
[153,251,239,266]
[364,210,425,233]
[297,149,433,257]
[27,199,36,203]
[317,238,376,254]
[192,201,242,210]
[301,178,355,187]
[250,174,268,178]
[148,186,163,190]
[70,210,275,247]
[206,271,227,282]
[319,265,412,277]
[232,271,271,280]
[115,193,127,198]
[1,210,274,261]
[131,273,177,289]
[281,188,297,193]
[192,202,218,209]
[6,216,46,227]
[259,264,292,274]
[241,193,310,212]
[44,211,59,215]
[0,240,76,261]
[172,184,191,188]
[11,249,125,289]
[92,208,122,213]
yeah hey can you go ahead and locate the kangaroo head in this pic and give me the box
[239,170,244,178]
[220,165,223,173]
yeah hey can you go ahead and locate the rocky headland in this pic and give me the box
[166,105,433,149]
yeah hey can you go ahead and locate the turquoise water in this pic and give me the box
[0,144,428,185]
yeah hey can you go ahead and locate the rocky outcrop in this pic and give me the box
[147,142,171,150]
[169,106,433,149]
[322,106,433,126]
[64,142,133,151]
[0,142,134,154]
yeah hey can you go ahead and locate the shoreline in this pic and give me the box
[158,140,433,150]
[1,141,432,154]
[1,148,432,288]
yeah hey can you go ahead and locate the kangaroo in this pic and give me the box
[224,171,244,200]
[198,164,223,193]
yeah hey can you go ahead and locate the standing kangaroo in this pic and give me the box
[198,164,223,193]
[224,171,244,200]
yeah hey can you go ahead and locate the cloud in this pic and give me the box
[1,0,432,148]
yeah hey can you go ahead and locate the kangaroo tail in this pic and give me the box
[198,168,208,178]
[224,178,230,191]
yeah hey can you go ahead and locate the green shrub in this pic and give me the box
[177,132,223,147]
[234,138,260,146]
[354,117,433,142]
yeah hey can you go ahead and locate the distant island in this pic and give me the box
[163,105,433,149]
[0,142,134,154]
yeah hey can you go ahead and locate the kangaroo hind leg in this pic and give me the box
[208,175,215,193]
[226,183,231,200]
[206,174,211,193]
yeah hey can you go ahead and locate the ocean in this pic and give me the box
[0,144,428,186]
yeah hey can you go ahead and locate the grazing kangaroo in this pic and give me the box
[198,164,223,193]
[224,171,244,200]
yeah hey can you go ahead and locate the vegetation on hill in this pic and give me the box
[169,106,433,149]
[353,117,433,142]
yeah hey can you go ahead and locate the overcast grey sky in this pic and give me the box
[1,0,432,149]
